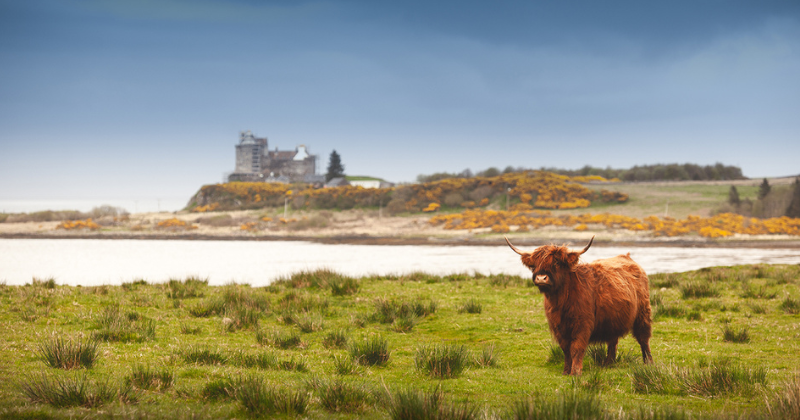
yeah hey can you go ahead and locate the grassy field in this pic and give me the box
[2,264,800,419]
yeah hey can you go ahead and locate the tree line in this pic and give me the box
[727,178,800,219]
[418,163,746,183]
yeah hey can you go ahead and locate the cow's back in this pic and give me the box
[585,254,649,342]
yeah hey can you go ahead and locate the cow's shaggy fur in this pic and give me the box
[506,236,653,375]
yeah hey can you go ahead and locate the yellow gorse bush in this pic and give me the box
[56,219,100,230]
[156,218,198,230]
[191,171,627,213]
[429,210,800,237]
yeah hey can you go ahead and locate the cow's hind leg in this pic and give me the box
[604,338,618,366]
[633,314,653,364]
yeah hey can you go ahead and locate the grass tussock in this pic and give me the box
[323,329,349,349]
[373,297,437,324]
[201,377,241,401]
[458,298,482,314]
[386,386,479,420]
[474,343,498,368]
[20,373,137,408]
[236,377,309,416]
[278,291,329,315]
[296,314,325,333]
[37,337,99,370]
[678,359,767,397]
[779,296,800,314]
[768,374,800,420]
[508,389,604,420]
[415,343,470,379]
[680,282,719,299]
[721,325,751,343]
[311,379,374,413]
[349,336,390,366]
[182,346,228,365]
[165,276,207,299]
[188,286,270,331]
[329,277,360,296]
[179,322,202,335]
[258,328,303,349]
[92,305,156,342]
[276,268,352,289]
[125,364,173,391]
[333,354,362,375]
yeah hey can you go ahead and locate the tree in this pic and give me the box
[786,177,800,218]
[326,150,345,182]
[758,178,771,200]
[728,186,740,206]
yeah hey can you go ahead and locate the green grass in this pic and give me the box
[415,343,470,378]
[2,264,800,418]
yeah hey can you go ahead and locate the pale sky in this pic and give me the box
[1,0,799,212]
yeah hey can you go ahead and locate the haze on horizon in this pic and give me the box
[1,0,799,213]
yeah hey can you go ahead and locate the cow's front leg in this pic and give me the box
[569,330,591,375]
[561,342,572,375]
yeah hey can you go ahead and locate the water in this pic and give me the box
[1,239,799,286]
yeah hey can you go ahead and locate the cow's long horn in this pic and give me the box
[579,235,595,255]
[504,236,525,255]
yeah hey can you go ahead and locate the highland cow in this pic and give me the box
[505,236,653,375]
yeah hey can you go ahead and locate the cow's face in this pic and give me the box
[506,237,594,294]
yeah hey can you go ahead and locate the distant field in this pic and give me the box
[573,181,764,219]
[2,265,800,419]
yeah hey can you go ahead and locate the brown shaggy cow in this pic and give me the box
[505,236,653,375]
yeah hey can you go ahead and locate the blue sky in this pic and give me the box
[1,0,799,211]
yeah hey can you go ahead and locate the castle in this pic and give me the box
[227,131,324,183]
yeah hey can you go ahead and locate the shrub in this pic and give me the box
[458,298,482,314]
[349,336,390,366]
[37,337,99,370]
[387,386,478,420]
[236,377,308,416]
[125,365,173,391]
[415,343,470,379]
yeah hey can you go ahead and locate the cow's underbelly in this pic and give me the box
[589,318,633,343]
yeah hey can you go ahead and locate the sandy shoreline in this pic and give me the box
[3,209,800,249]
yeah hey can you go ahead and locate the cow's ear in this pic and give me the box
[566,251,582,267]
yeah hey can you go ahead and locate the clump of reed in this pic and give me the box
[458,298,482,314]
[349,336,390,366]
[92,305,156,342]
[372,298,437,329]
[182,346,228,365]
[721,325,750,343]
[236,377,309,417]
[257,328,303,349]
[36,336,99,370]
[188,285,270,332]
[415,343,470,379]
[125,364,173,391]
[323,329,349,349]
[20,373,137,408]
[680,281,719,299]
[508,389,604,420]
[308,379,374,413]
[386,386,478,420]
[165,276,207,299]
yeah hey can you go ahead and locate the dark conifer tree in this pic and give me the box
[326,150,345,182]
[758,178,771,200]
[728,186,740,206]
[786,177,800,218]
